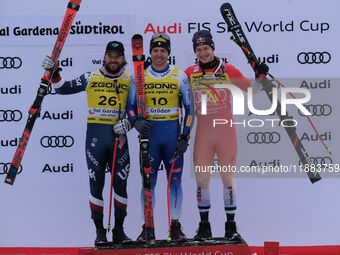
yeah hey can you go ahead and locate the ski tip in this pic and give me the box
[68,0,81,10]
[70,0,82,5]
[220,2,232,12]
[132,34,143,40]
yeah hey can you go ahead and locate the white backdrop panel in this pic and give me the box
[0,0,340,247]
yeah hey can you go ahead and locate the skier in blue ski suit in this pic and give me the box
[43,41,134,245]
[127,33,193,242]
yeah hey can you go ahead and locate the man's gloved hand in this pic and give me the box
[134,118,152,136]
[113,119,132,135]
[42,55,62,80]
[42,55,55,70]
[255,62,269,78]
[175,134,189,154]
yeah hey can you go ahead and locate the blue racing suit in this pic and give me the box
[52,68,132,221]
[127,64,192,220]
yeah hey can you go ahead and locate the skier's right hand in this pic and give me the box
[42,55,62,80]
[114,119,132,135]
[134,118,152,136]
[175,134,189,154]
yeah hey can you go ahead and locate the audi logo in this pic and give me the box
[298,104,332,116]
[0,110,22,122]
[0,57,22,69]
[247,132,281,144]
[0,163,22,175]
[40,136,74,148]
[299,156,332,165]
[297,52,331,64]
[46,84,57,95]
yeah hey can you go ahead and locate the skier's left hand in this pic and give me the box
[175,134,189,154]
[255,62,269,78]
[113,119,132,135]
[42,55,55,70]
[42,55,62,81]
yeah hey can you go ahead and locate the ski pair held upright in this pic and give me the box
[220,2,322,183]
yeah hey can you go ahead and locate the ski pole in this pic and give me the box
[107,81,121,231]
[167,94,184,241]
[266,72,331,155]
[230,35,331,155]
[167,152,177,242]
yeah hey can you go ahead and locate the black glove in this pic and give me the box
[255,62,269,78]
[52,66,62,80]
[134,118,152,136]
[175,134,189,154]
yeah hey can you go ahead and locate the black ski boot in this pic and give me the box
[136,224,147,243]
[170,220,187,242]
[194,221,212,241]
[112,226,132,244]
[225,221,242,241]
[94,228,107,246]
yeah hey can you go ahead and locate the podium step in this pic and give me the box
[94,238,252,255]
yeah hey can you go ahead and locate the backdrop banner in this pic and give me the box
[0,0,339,247]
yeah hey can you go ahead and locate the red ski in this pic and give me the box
[131,34,155,243]
[5,0,82,185]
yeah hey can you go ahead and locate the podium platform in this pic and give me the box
[94,238,252,255]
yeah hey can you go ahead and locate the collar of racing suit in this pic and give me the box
[199,57,225,77]
[199,56,218,70]
[150,63,170,73]
[99,63,126,79]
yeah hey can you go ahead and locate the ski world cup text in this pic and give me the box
[200,84,311,128]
